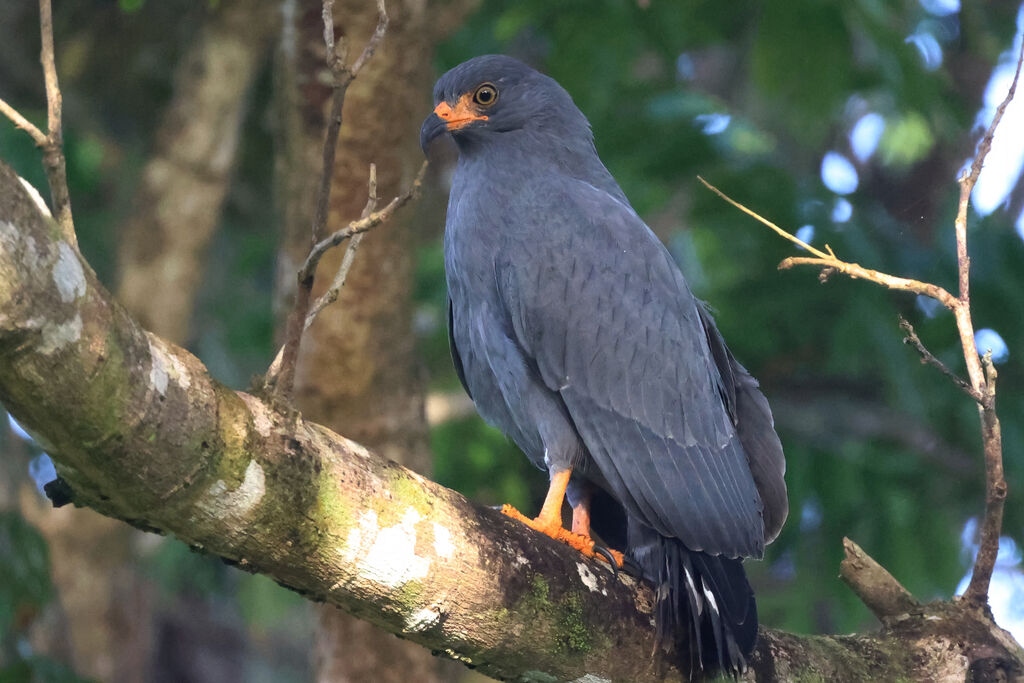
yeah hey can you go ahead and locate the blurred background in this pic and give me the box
[1,0,1023,681]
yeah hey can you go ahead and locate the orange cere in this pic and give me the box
[434,92,489,131]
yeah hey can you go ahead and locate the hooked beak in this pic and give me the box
[420,112,448,155]
[420,94,490,155]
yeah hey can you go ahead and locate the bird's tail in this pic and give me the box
[630,525,758,676]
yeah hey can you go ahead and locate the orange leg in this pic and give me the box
[502,470,623,567]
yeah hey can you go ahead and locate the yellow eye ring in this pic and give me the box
[473,83,499,107]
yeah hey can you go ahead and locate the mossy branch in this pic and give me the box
[1,162,1022,681]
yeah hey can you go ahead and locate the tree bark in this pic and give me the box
[117,0,278,342]
[274,1,475,679]
[1,163,1021,682]
[11,5,281,681]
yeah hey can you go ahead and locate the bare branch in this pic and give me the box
[37,0,74,244]
[1,161,1022,683]
[701,34,1023,609]
[697,176,829,258]
[1,0,75,243]
[897,316,981,402]
[0,97,48,146]
[779,256,958,309]
[39,0,60,146]
[305,163,379,327]
[350,0,389,77]
[299,159,427,284]
[268,0,393,404]
[959,37,1022,605]
[840,538,920,621]
[697,178,960,309]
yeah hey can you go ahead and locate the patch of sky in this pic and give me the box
[821,151,858,195]
[850,113,885,162]
[957,517,1024,644]
[970,10,1024,216]
[974,328,1009,364]
[832,198,853,223]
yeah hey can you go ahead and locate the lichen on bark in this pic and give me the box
[1,162,1023,681]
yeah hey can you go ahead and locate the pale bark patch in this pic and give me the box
[53,242,86,303]
[239,392,275,436]
[17,176,52,218]
[197,459,267,522]
[432,523,454,559]
[341,508,432,588]
[148,337,192,395]
[149,341,169,395]
[577,563,606,596]
[37,313,82,354]
[404,605,442,633]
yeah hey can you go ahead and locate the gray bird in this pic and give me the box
[421,55,788,675]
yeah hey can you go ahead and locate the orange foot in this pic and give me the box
[501,503,625,568]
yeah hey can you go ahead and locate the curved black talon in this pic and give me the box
[594,545,620,576]
[620,556,643,579]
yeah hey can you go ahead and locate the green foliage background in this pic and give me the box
[1,0,1022,678]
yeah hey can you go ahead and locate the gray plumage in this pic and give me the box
[422,54,787,674]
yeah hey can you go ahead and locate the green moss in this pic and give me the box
[558,592,592,653]
[792,674,826,683]
[514,575,598,657]
[214,395,257,486]
[386,469,434,520]
[78,326,131,448]
[395,580,424,610]
[527,575,549,606]
[315,471,354,534]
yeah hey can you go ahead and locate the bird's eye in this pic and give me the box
[473,83,498,107]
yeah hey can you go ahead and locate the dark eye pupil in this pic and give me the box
[476,86,496,104]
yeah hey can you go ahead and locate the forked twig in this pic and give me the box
[0,0,75,244]
[701,36,1023,607]
[265,0,424,403]
[959,37,1022,605]
[897,316,980,402]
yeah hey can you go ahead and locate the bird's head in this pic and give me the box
[420,55,591,155]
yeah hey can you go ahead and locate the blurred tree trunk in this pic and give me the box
[17,2,278,681]
[117,0,278,341]
[274,0,476,680]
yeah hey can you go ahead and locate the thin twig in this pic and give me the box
[264,160,424,384]
[0,98,47,145]
[961,37,1022,605]
[897,316,981,402]
[0,0,76,245]
[700,35,1023,609]
[268,0,391,404]
[697,177,959,310]
[305,164,378,327]
[780,256,958,310]
[298,160,426,284]
[351,0,389,76]
[697,176,830,258]
[37,0,74,244]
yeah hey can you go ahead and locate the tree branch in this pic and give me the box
[699,35,1023,607]
[115,0,280,342]
[3,164,1022,681]
[958,37,1023,606]
[269,0,394,405]
[0,0,74,245]
[897,316,981,402]
[840,538,920,621]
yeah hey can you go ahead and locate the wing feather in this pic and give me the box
[498,180,773,557]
